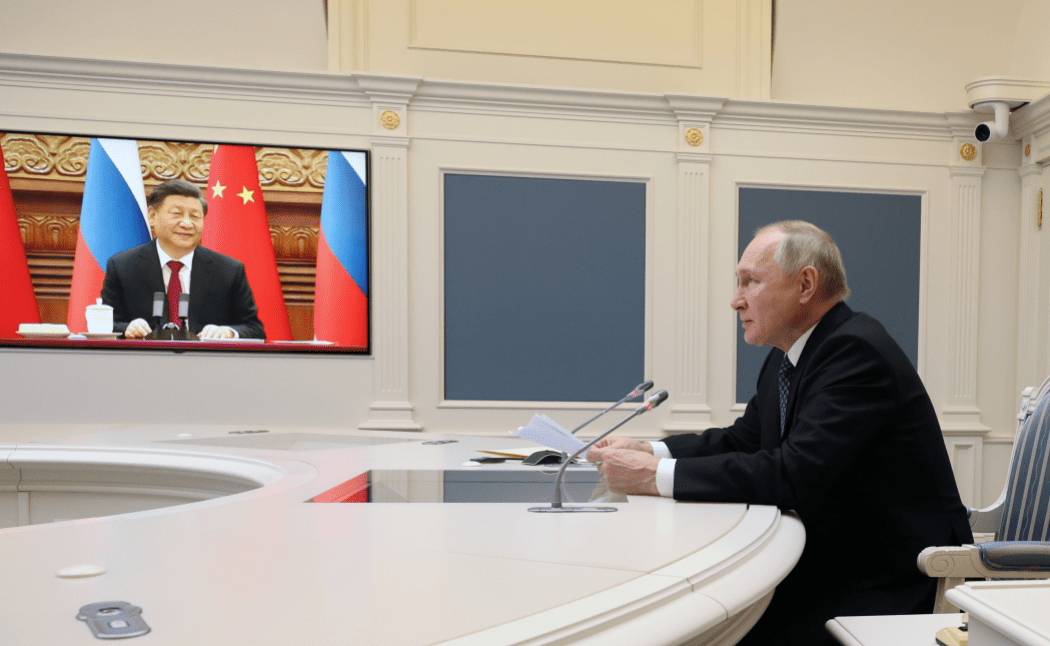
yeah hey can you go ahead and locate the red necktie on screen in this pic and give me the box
[167,260,183,324]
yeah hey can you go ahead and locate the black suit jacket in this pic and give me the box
[664,303,971,602]
[101,241,265,339]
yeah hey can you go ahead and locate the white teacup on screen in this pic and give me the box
[85,298,113,334]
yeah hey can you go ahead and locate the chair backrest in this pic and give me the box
[999,388,1050,541]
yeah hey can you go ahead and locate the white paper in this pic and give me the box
[512,414,587,456]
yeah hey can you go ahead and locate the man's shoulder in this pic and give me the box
[194,245,245,269]
[816,305,914,371]
[108,240,156,265]
[832,309,886,336]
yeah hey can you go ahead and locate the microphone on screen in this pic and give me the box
[529,389,669,513]
[145,291,164,339]
[152,291,164,321]
[178,293,189,322]
[177,293,195,340]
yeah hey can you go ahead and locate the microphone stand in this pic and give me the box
[523,380,654,466]
[569,380,653,435]
[528,390,668,514]
[147,291,164,340]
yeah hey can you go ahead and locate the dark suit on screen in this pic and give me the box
[663,302,972,644]
[101,240,265,339]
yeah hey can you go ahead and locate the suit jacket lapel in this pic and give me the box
[781,301,854,439]
[135,242,166,316]
[188,246,213,327]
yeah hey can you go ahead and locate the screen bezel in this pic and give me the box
[1,129,371,355]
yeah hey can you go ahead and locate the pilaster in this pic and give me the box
[1017,151,1043,393]
[663,96,725,433]
[939,118,990,506]
[356,74,423,431]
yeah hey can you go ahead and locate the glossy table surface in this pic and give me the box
[0,425,805,645]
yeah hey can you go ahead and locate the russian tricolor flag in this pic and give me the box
[314,151,368,347]
[67,139,149,333]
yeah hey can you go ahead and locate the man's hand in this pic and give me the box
[199,325,237,340]
[586,436,653,462]
[123,318,152,339]
[589,447,660,496]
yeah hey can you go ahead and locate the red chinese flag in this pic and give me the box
[0,151,40,337]
[202,145,292,341]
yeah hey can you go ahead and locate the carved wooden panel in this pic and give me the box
[2,134,91,179]
[3,133,330,191]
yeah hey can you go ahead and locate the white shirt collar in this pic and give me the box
[155,239,194,271]
[786,323,818,367]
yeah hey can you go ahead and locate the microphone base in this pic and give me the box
[526,505,618,513]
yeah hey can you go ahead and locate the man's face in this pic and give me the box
[731,230,803,351]
[149,195,204,258]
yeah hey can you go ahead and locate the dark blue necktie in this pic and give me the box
[779,355,794,437]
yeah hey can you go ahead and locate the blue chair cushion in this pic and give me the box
[977,541,1050,572]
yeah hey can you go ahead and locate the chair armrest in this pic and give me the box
[977,541,1050,572]
[918,545,987,578]
[919,544,1050,579]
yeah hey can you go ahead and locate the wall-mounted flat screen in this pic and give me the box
[0,132,369,353]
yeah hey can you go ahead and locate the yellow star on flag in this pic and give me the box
[237,187,255,204]
[210,181,226,198]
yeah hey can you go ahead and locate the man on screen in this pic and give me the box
[589,221,971,645]
[101,179,265,340]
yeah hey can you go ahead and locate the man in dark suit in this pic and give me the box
[589,221,971,644]
[101,179,265,340]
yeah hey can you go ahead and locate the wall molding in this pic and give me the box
[0,52,981,147]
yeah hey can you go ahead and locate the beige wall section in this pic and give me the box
[328,0,773,98]
[772,0,1039,112]
[0,0,327,72]
[1010,1,1050,81]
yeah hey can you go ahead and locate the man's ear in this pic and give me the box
[798,266,819,303]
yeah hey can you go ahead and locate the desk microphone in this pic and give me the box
[570,380,654,435]
[145,292,164,339]
[152,291,164,322]
[528,389,668,513]
[521,380,655,466]
[177,293,196,340]
[178,293,189,321]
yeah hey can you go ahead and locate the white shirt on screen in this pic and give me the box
[156,240,194,296]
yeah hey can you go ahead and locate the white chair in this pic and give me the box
[918,375,1050,613]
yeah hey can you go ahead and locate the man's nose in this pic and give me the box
[730,290,745,311]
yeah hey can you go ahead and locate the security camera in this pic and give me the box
[973,101,1010,142]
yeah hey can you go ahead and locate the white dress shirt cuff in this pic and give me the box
[655,458,676,498]
[650,441,672,459]
[649,442,675,498]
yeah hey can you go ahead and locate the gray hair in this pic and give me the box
[757,220,850,301]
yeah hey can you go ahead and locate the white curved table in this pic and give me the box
[0,426,805,645]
